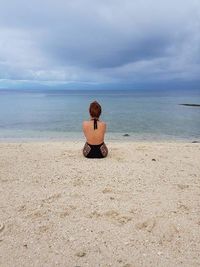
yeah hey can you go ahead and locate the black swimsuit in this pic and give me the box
[83,118,108,158]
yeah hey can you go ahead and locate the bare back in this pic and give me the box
[82,119,106,145]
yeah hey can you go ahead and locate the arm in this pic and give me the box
[104,122,107,133]
[82,121,87,137]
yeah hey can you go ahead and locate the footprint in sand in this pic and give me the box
[104,210,132,224]
[38,225,50,234]
[18,205,26,212]
[104,210,119,218]
[102,187,113,194]
[88,210,132,224]
[75,250,86,257]
[117,215,132,224]
[0,223,5,233]
[115,156,124,161]
[177,203,190,214]
[88,210,102,218]
[28,210,43,219]
[57,205,77,218]
[73,179,84,186]
[177,184,189,190]
[43,193,62,203]
[159,223,179,243]
[59,209,70,218]
[135,218,156,232]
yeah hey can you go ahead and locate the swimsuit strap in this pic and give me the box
[91,118,99,130]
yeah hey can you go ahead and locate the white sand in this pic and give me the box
[0,141,200,267]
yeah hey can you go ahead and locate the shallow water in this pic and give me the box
[0,89,200,141]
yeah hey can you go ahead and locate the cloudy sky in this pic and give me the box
[0,0,200,89]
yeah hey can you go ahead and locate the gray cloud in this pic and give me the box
[0,0,200,87]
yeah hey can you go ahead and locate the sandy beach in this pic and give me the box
[0,141,200,267]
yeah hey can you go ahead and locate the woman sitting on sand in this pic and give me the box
[82,101,108,158]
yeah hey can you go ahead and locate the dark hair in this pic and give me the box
[89,101,102,118]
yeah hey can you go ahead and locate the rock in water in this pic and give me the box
[179,103,200,107]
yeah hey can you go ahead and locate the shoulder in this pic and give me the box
[99,120,106,128]
[82,120,89,128]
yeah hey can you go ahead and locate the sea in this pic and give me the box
[0,88,200,142]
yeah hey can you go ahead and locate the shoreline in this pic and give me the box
[0,130,199,143]
[0,136,199,143]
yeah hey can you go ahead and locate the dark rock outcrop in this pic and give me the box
[180,104,200,107]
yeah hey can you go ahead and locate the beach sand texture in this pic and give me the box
[0,141,200,267]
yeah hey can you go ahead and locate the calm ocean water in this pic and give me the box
[0,89,200,141]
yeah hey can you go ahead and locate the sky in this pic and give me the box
[0,0,200,90]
